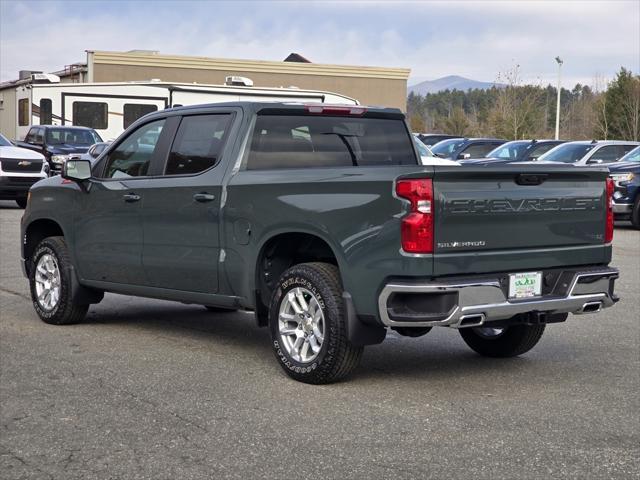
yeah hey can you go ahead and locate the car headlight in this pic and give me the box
[51,154,69,164]
[610,173,635,184]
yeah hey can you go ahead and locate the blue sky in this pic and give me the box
[1,0,638,88]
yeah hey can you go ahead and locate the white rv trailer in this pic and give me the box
[9,80,358,141]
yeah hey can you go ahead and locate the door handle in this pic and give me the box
[193,193,215,203]
[123,193,141,203]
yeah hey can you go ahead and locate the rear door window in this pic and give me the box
[246,114,416,169]
[165,114,233,175]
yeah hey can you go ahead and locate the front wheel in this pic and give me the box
[28,236,88,325]
[269,262,363,384]
[459,324,545,358]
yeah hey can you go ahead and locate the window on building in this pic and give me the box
[18,98,29,126]
[165,114,233,175]
[123,103,158,129]
[39,98,52,125]
[72,101,108,129]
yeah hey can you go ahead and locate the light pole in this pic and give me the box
[555,56,563,140]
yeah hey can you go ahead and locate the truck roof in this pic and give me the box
[161,101,404,117]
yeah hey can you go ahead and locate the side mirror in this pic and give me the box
[458,153,471,160]
[62,159,92,182]
[587,158,603,164]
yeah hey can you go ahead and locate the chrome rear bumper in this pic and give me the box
[378,267,619,329]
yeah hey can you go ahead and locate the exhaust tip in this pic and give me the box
[458,313,486,328]
[580,301,602,314]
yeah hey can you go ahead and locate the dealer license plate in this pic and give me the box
[508,272,542,299]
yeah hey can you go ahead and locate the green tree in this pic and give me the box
[601,68,640,140]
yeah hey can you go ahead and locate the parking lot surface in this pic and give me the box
[0,200,638,479]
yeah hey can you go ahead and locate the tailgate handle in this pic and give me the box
[516,173,548,186]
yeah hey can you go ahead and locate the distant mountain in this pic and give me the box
[408,75,504,95]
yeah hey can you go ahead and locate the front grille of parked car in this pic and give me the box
[6,177,41,187]
[1,157,42,173]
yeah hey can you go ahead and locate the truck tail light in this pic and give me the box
[605,177,614,243]
[396,178,434,253]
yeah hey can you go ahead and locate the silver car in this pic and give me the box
[538,140,640,166]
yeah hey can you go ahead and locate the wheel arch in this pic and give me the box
[253,229,345,326]
[23,218,66,276]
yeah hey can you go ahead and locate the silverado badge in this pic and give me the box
[18,160,32,166]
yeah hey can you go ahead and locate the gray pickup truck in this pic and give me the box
[20,102,619,384]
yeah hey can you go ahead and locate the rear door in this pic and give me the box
[138,109,239,293]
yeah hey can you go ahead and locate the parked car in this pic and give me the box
[21,102,618,384]
[430,137,507,160]
[14,126,103,174]
[0,133,48,208]
[459,140,566,165]
[415,133,460,146]
[74,142,112,163]
[609,146,640,228]
[537,140,640,166]
[413,135,460,166]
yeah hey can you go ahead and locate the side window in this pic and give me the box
[528,143,556,159]
[123,103,159,129]
[460,143,496,158]
[72,101,108,129]
[34,128,44,144]
[165,114,232,175]
[621,144,638,155]
[39,99,53,125]
[592,145,621,163]
[18,98,29,126]
[102,119,165,179]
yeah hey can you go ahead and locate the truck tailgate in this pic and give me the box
[432,165,610,275]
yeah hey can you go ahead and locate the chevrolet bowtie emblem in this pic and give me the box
[18,160,32,166]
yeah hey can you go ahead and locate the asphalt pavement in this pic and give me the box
[1,200,638,479]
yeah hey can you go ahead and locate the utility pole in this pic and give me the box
[555,56,563,140]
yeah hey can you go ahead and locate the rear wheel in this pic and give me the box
[28,236,88,325]
[269,262,363,384]
[631,197,640,229]
[15,197,28,209]
[459,323,545,357]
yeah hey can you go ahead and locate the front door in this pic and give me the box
[73,118,172,285]
[139,111,236,293]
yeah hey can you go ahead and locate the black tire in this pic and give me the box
[15,197,28,209]
[631,197,640,229]
[269,262,363,384]
[459,324,545,358]
[28,236,88,325]
[204,305,237,313]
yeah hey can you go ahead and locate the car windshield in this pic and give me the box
[538,143,595,163]
[430,138,465,157]
[413,136,434,157]
[487,141,529,160]
[618,146,640,162]
[45,128,102,145]
[0,133,12,147]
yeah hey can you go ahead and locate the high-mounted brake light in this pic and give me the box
[605,177,614,243]
[305,104,367,116]
[396,178,434,253]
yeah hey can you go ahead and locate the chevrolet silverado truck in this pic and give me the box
[20,102,619,384]
[15,125,103,175]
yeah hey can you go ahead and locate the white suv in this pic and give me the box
[0,133,48,208]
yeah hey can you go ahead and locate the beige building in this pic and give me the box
[85,50,410,110]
